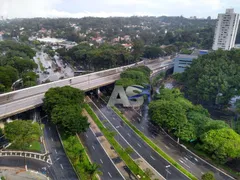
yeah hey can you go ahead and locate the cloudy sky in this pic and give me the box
[0,0,239,19]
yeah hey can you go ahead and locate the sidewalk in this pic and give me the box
[0,167,47,180]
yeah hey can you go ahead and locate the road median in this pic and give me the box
[84,103,151,180]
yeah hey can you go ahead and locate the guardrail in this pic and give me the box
[0,151,52,164]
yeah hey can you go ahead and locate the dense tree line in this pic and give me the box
[43,86,89,135]
[0,41,38,92]
[1,16,217,49]
[56,42,144,70]
[149,88,240,164]
[175,49,240,107]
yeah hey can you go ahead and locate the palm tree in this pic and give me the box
[86,163,102,180]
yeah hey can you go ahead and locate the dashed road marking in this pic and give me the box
[164,145,170,150]
[55,149,57,154]
[100,159,103,164]
[60,164,63,169]
[92,145,95,150]
[179,159,191,168]
[127,133,131,137]
[51,138,53,142]
[150,155,155,160]
[85,134,88,138]
[137,143,141,148]
[141,126,145,130]
[108,172,112,178]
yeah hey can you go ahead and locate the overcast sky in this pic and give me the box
[0,0,239,19]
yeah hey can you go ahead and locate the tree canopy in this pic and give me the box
[4,120,42,150]
[149,88,238,163]
[43,86,89,135]
[178,49,240,106]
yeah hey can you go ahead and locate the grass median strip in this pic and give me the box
[112,106,198,180]
[84,104,150,180]
[59,131,98,180]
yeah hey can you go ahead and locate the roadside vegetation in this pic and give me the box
[84,104,150,180]
[0,41,38,92]
[43,86,101,180]
[112,106,197,180]
[116,66,151,87]
[60,133,99,180]
[150,88,240,164]
[4,120,42,152]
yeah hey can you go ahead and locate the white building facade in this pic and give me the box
[212,9,240,50]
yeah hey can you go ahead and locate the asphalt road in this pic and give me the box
[90,97,188,180]
[80,127,124,180]
[43,120,78,180]
[116,101,234,180]
[0,156,52,178]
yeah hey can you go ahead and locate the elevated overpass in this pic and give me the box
[0,60,172,119]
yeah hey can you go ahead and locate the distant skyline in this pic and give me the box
[0,0,239,19]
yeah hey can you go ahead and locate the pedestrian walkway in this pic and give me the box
[0,167,47,180]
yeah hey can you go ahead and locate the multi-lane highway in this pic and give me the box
[116,103,234,180]
[89,97,188,180]
[80,127,124,180]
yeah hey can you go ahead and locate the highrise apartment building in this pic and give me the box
[212,9,240,50]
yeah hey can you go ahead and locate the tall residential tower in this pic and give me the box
[212,9,240,50]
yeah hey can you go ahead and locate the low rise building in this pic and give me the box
[173,50,209,73]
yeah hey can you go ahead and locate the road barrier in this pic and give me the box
[0,151,52,164]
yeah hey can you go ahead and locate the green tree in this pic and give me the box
[0,66,18,92]
[43,86,84,116]
[149,100,187,132]
[51,105,89,135]
[132,39,144,61]
[4,120,42,150]
[201,171,215,180]
[86,163,102,180]
[200,128,240,163]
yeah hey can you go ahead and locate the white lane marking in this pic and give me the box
[100,159,103,164]
[194,158,198,162]
[60,164,63,169]
[141,126,145,130]
[116,126,120,129]
[137,143,141,148]
[151,135,155,139]
[150,155,155,160]
[127,133,131,137]
[92,145,95,150]
[166,170,171,174]
[48,127,50,131]
[85,134,88,138]
[88,128,125,180]
[108,172,112,178]
[55,149,57,154]
[179,159,191,168]
[201,172,204,174]
[164,145,170,150]
[51,138,53,142]
[89,100,165,179]
[181,158,187,163]
[169,143,174,147]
